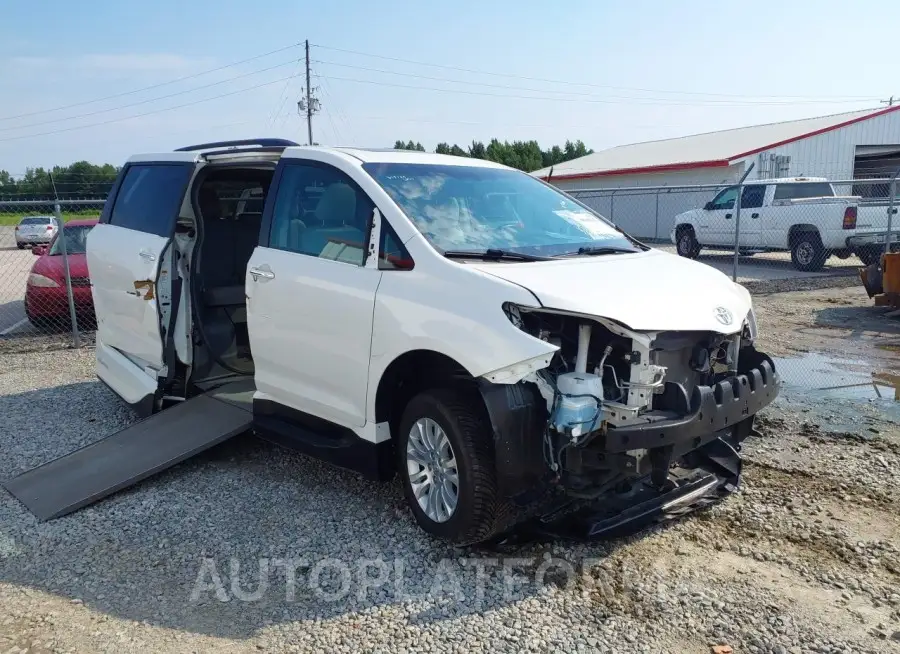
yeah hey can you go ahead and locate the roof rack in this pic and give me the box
[175,138,300,152]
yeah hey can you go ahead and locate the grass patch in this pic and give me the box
[0,210,102,226]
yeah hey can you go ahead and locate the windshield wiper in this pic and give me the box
[558,246,638,257]
[443,248,551,262]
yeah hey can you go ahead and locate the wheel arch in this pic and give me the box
[787,223,821,246]
[378,348,550,523]
[374,349,481,437]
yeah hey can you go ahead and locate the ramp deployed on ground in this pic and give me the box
[2,379,254,521]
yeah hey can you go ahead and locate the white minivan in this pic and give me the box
[86,139,779,544]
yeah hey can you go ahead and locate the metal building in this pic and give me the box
[533,105,900,239]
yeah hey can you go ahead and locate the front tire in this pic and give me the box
[675,227,701,259]
[397,388,503,545]
[790,232,827,272]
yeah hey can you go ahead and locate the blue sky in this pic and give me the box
[1,0,898,172]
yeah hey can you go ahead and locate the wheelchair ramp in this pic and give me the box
[2,380,254,521]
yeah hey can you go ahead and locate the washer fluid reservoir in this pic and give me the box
[552,372,605,439]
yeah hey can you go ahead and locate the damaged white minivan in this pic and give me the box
[86,139,779,545]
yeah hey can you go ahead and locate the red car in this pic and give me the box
[24,219,98,329]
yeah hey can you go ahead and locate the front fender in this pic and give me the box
[367,259,558,422]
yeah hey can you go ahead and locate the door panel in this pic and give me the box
[738,184,765,247]
[702,186,738,246]
[87,162,194,370]
[88,224,168,367]
[246,247,381,427]
[247,161,383,428]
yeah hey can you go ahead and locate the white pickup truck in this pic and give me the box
[671,177,878,271]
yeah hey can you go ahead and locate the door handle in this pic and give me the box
[139,250,157,262]
[751,212,760,218]
[249,266,275,281]
[725,213,733,219]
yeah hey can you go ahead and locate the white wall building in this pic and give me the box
[533,106,900,239]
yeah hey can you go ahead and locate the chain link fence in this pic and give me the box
[567,173,900,284]
[0,197,106,350]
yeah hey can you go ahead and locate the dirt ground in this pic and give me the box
[1,282,899,653]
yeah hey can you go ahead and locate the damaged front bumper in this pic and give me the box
[478,346,781,541]
[604,349,778,453]
[498,435,746,544]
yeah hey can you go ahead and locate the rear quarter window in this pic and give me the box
[773,182,835,201]
[108,164,193,237]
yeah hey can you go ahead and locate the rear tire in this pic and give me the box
[790,232,827,272]
[675,226,701,259]
[397,388,505,545]
[17,244,25,250]
[857,247,882,267]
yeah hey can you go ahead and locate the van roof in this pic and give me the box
[126,140,508,170]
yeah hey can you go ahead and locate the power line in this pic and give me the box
[312,59,878,107]
[0,73,303,143]
[311,43,878,102]
[331,113,677,130]
[267,58,305,127]
[0,57,304,133]
[0,42,304,122]
[318,76,357,144]
[315,73,882,109]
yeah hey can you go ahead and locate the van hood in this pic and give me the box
[469,248,752,334]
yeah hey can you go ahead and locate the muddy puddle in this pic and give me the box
[770,351,900,431]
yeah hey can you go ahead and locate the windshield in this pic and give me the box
[49,225,93,255]
[362,163,638,257]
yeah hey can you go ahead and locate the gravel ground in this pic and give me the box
[1,282,899,654]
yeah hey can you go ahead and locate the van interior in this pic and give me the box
[174,164,275,384]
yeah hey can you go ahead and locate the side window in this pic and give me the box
[740,185,766,209]
[270,164,374,266]
[379,221,414,270]
[710,187,738,210]
[109,164,192,237]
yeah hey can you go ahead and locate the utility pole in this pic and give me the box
[297,40,320,145]
[881,96,895,107]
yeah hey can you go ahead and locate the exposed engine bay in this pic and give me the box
[497,302,773,512]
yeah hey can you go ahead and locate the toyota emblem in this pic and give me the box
[714,307,733,325]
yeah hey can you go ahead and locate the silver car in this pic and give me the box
[15,215,59,249]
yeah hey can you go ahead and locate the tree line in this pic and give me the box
[1,138,592,200]
[0,161,119,199]
[393,139,592,172]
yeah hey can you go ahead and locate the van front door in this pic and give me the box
[246,160,382,428]
[87,162,194,371]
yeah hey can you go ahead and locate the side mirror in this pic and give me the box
[32,245,47,256]
[703,201,714,210]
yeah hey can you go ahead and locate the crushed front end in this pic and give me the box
[479,305,780,542]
